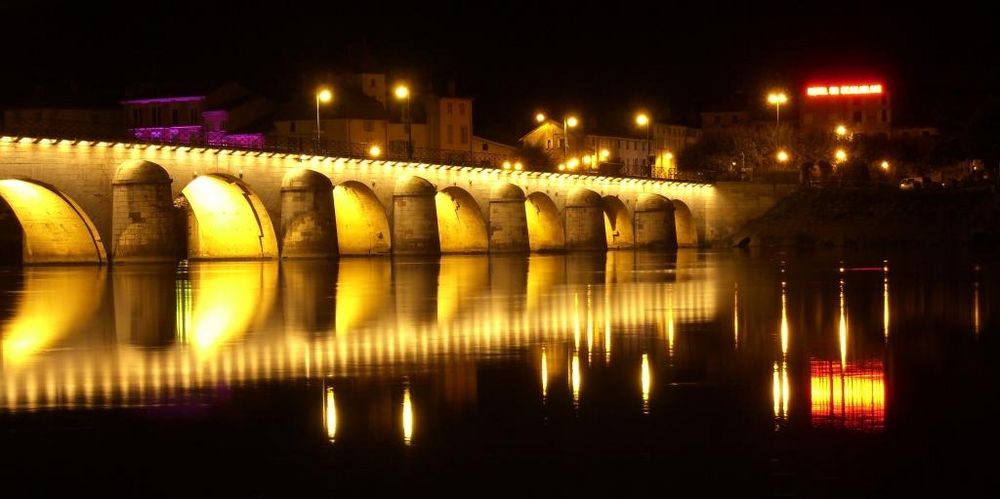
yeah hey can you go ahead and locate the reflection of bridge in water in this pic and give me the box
[0,251,719,411]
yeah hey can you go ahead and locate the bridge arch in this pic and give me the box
[0,178,106,264]
[564,187,607,251]
[393,175,440,254]
[111,160,179,263]
[280,168,337,259]
[602,195,634,249]
[333,180,391,255]
[435,186,488,253]
[634,193,676,249]
[672,199,698,247]
[488,183,529,252]
[178,174,279,260]
[524,191,564,251]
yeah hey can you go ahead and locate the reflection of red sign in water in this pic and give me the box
[810,359,885,431]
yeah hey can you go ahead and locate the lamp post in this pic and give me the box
[394,84,411,160]
[564,115,578,161]
[316,88,333,148]
[767,92,788,128]
[635,112,651,176]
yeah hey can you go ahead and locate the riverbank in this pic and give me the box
[731,187,1000,248]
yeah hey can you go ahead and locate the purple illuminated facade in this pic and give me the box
[122,90,267,148]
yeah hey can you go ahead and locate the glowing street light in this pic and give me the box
[394,84,412,159]
[836,124,848,138]
[636,112,653,176]
[513,161,524,171]
[600,148,610,160]
[835,148,848,163]
[315,87,333,145]
[880,160,890,170]
[582,155,592,166]
[767,92,788,128]
[535,112,546,123]
[368,144,382,158]
[502,160,512,170]
[776,149,790,163]
[635,113,650,126]
[567,157,580,170]
[566,116,579,128]
[562,115,579,161]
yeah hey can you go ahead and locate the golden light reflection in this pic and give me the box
[541,348,549,400]
[973,281,981,338]
[839,278,848,368]
[187,262,277,354]
[641,353,650,414]
[324,386,337,442]
[810,360,885,431]
[780,282,789,356]
[571,351,581,407]
[733,283,739,350]
[402,385,414,445]
[883,274,890,341]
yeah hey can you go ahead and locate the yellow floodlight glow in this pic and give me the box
[502,160,512,170]
[599,148,610,160]
[566,116,578,128]
[368,144,382,158]
[324,387,338,442]
[836,124,848,137]
[835,149,848,162]
[582,155,592,166]
[535,112,546,123]
[776,150,790,163]
[635,113,650,126]
[317,88,333,103]
[513,161,523,171]
[880,160,890,170]
[402,385,414,445]
[394,84,410,100]
[567,157,579,170]
[767,92,788,105]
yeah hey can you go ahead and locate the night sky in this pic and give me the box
[2,1,997,141]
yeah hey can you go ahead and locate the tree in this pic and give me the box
[518,143,554,172]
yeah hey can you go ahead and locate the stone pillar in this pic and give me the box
[564,190,607,251]
[111,160,179,263]
[634,194,677,249]
[280,170,337,259]
[488,184,529,253]
[392,177,440,255]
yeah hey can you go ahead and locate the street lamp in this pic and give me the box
[394,84,412,159]
[835,148,848,163]
[635,112,652,176]
[535,112,546,123]
[563,115,578,161]
[316,88,333,146]
[767,92,788,128]
[776,149,790,163]
[836,124,848,138]
[368,144,382,158]
[880,160,890,171]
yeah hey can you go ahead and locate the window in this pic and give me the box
[546,139,552,149]
[446,124,453,144]
[364,120,374,132]
[482,142,488,151]
[171,109,179,125]
[559,138,564,148]
[853,110,862,123]
[132,108,141,125]
[459,103,465,115]
[447,102,453,114]
[460,125,468,144]
[290,121,297,133]
[190,109,198,124]
[151,107,162,126]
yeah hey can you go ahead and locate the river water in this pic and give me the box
[0,250,997,496]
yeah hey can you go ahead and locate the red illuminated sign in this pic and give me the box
[806,84,884,97]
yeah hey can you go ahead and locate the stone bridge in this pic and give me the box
[0,135,791,263]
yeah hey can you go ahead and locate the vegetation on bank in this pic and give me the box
[733,187,1000,248]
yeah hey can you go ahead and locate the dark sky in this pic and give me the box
[2,1,997,140]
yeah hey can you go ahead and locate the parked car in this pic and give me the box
[899,178,922,190]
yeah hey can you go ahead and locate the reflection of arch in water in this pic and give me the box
[335,257,391,333]
[393,257,440,326]
[333,181,391,255]
[564,188,606,251]
[672,199,698,248]
[113,264,178,346]
[602,195,634,249]
[0,178,106,264]
[435,187,488,253]
[524,192,564,251]
[437,255,489,323]
[281,260,338,334]
[184,261,278,354]
[179,174,278,260]
[1,267,107,368]
[526,254,563,311]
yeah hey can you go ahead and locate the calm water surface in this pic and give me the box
[1,250,998,496]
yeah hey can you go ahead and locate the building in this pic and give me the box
[2,107,122,138]
[122,82,272,148]
[520,119,696,177]
[700,110,752,130]
[798,81,891,136]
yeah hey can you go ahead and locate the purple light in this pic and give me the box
[121,96,205,105]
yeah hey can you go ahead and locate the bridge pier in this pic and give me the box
[564,188,607,251]
[111,160,180,263]
[392,176,441,255]
[280,169,337,259]
[488,184,529,253]
[634,193,677,250]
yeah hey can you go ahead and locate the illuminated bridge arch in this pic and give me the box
[0,178,106,264]
[634,193,676,249]
[435,186,488,253]
[333,180,391,255]
[179,174,278,260]
[524,191,564,252]
[564,188,607,251]
[280,168,337,259]
[393,175,440,255]
[602,195,634,249]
